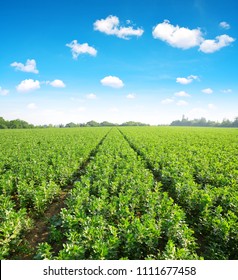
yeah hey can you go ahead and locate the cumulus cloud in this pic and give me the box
[49,79,66,88]
[174,91,191,97]
[176,75,199,85]
[202,88,213,94]
[161,98,174,105]
[16,79,40,92]
[126,93,136,99]
[176,100,188,106]
[94,15,144,39]
[86,93,97,99]
[66,40,97,59]
[100,76,124,88]
[0,86,9,96]
[199,35,235,53]
[152,20,235,53]
[11,59,39,74]
[152,20,203,49]
[219,21,230,29]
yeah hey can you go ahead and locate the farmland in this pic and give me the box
[0,127,238,260]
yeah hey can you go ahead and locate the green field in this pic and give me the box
[0,127,238,260]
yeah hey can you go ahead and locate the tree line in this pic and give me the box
[1,116,238,129]
[0,117,149,129]
[170,116,238,127]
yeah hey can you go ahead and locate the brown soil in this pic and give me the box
[16,185,72,259]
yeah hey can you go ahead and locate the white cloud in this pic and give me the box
[199,34,235,53]
[16,79,40,92]
[176,75,199,84]
[94,15,144,39]
[49,79,66,88]
[100,76,124,88]
[202,88,213,94]
[219,21,230,29]
[176,100,189,106]
[152,20,235,53]
[126,93,136,99]
[0,86,9,96]
[11,59,39,74]
[27,103,37,109]
[152,20,203,49]
[66,40,97,59]
[174,91,191,97]
[161,98,174,105]
[86,93,97,99]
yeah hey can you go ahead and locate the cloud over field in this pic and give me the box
[94,15,144,39]
[49,79,66,88]
[100,76,124,88]
[153,20,235,53]
[219,21,230,29]
[174,91,191,97]
[16,79,40,92]
[66,40,97,59]
[176,75,199,84]
[202,88,213,94]
[152,20,203,49]
[11,59,39,74]
[199,34,235,53]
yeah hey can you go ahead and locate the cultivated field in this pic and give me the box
[0,127,238,259]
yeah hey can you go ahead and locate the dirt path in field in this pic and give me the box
[15,130,111,260]
[14,185,71,259]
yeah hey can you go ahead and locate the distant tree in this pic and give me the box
[195,117,207,126]
[221,118,232,127]
[232,117,238,127]
[170,116,238,128]
[207,120,218,127]
[121,121,149,126]
[65,122,77,128]
[0,117,7,129]
[170,120,182,126]
[8,119,33,129]
[86,120,100,127]
[100,121,116,126]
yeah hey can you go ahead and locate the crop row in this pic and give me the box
[0,128,110,259]
[119,126,238,259]
[38,128,201,260]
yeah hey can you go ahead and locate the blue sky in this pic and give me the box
[0,0,237,125]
